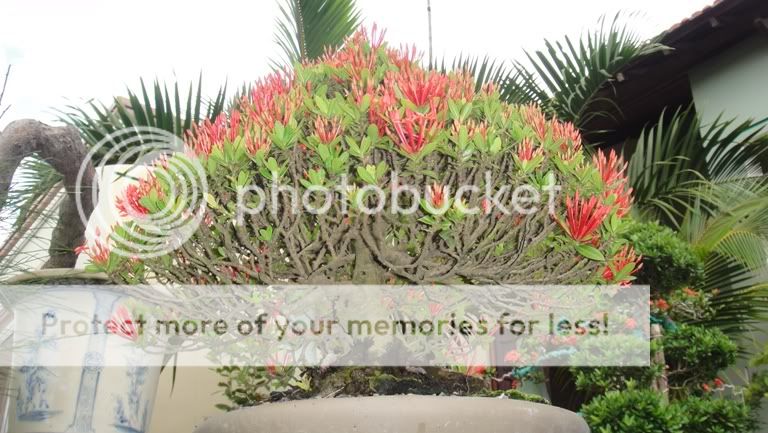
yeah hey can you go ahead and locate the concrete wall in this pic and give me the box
[689,35,768,128]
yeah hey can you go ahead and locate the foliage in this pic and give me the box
[627,106,768,227]
[570,335,661,394]
[0,65,9,121]
[83,29,638,288]
[273,0,361,67]
[59,75,227,163]
[501,14,665,132]
[622,221,705,293]
[472,389,550,405]
[215,365,301,411]
[583,388,756,433]
[2,76,227,235]
[744,345,768,409]
[662,324,737,393]
[676,397,756,433]
[582,386,684,433]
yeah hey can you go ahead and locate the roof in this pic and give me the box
[585,0,768,144]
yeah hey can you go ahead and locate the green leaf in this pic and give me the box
[575,244,605,261]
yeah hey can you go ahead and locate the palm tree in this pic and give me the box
[628,107,768,335]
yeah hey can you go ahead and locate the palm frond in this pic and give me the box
[693,253,768,337]
[2,76,227,233]
[627,106,768,226]
[437,54,511,93]
[58,74,227,164]
[273,0,361,67]
[0,65,10,121]
[502,13,665,129]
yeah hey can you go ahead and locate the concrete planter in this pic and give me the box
[193,395,590,433]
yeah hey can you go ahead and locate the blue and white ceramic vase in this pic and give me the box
[9,289,163,433]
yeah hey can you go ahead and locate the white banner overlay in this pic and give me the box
[2,285,650,367]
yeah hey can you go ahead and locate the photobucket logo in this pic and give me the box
[235,171,561,224]
[75,127,208,259]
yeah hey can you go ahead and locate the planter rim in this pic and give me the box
[195,394,590,433]
[4,268,109,284]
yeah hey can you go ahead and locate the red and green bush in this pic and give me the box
[82,28,638,287]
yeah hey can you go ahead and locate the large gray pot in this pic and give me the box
[194,395,589,433]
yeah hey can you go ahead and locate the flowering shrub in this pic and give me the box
[81,28,638,287]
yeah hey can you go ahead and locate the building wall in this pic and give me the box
[689,33,768,432]
[689,34,768,128]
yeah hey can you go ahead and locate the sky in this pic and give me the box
[0,0,715,129]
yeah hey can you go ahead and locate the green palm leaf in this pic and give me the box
[59,74,227,163]
[502,14,665,130]
[437,55,511,93]
[3,76,226,232]
[627,106,768,226]
[273,0,361,67]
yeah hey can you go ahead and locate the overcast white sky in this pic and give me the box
[0,0,714,130]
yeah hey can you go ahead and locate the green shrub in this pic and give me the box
[582,387,684,433]
[573,366,660,394]
[571,335,661,394]
[663,324,737,392]
[677,397,756,433]
[623,221,705,293]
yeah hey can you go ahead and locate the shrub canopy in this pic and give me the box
[82,29,638,286]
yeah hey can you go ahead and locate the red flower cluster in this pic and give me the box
[115,174,160,218]
[517,138,543,162]
[593,149,634,217]
[558,191,611,242]
[106,306,138,342]
[602,245,642,284]
[550,119,582,161]
[427,183,446,209]
[75,237,111,266]
[313,116,343,144]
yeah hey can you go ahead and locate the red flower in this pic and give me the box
[428,303,443,317]
[391,68,448,107]
[466,365,486,377]
[654,298,670,311]
[115,175,160,218]
[522,104,548,141]
[701,383,711,392]
[558,192,611,242]
[245,127,271,155]
[714,378,725,388]
[313,117,343,144]
[504,350,521,363]
[81,238,111,266]
[624,318,638,330]
[593,149,627,188]
[428,183,446,209]
[683,287,699,297]
[602,245,642,284]
[387,106,441,154]
[481,198,491,215]
[605,184,633,218]
[517,138,543,162]
[551,120,582,160]
[106,306,138,342]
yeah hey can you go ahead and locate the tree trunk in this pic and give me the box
[0,119,95,268]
